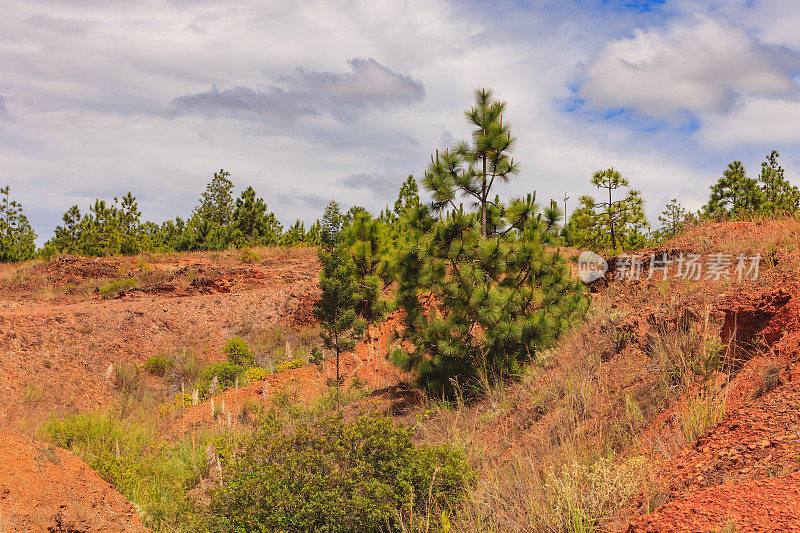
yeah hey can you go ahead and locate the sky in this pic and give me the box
[3,0,800,244]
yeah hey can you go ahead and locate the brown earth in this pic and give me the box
[0,428,148,532]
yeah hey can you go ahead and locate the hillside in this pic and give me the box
[1,220,800,530]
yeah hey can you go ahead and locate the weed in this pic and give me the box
[679,393,725,442]
[22,383,44,405]
[143,356,173,377]
[752,362,782,399]
[240,248,260,263]
[42,360,53,369]
[114,363,142,394]
[274,359,304,373]
[223,337,253,367]
[44,411,211,531]
[99,277,137,299]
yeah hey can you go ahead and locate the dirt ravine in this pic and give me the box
[0,428,149,532]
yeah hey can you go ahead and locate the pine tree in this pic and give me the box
[320,200,343,252]
[393,203,587,395]
[705,161,762,218]
[314,243,364,409]
[657,199,690,239]
[0,186,36,262]
[193,169,234,226]
[423,88,518,237]
[341,211,395,319]
[758,150,799,214]
[565,170,649,250]
[393,175,420,216]
[233,186,283,245]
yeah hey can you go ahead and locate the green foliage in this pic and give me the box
[314,240,365,408]
[232,186,283,246]
[207,413,473,532]
[702,151,800,219]
[394,175,420,216]
[46,192,148,257]
[98,276,138,298]
[0,186,36,262]
[239,248,259,263]
[192,169,234,226]
[704,160,762,217]
[394,199,588,396]
[759,150,800,213]
[320,200,344,252]
[197,361,244,398]
[564,169,649,251]
[223,337,254,367]
[143,356,173,377]
[424,88,518,238]
[274,359,304,373]
[44,412,207,530]
[44,170,289,257]
[341,210,394,319]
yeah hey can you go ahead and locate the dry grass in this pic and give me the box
[404,274,735,532]
[668,217,800,258]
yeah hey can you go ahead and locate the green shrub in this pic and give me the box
[246,366,269,382]
[274,359,304,373]
[208,413,473,532]
[240,248,260,263]
[44,412,207,530]
[223,337,254,367]
[143,356,173,377]
[196,361,243,398]
[98,277,137,299]
[114,363,142,394]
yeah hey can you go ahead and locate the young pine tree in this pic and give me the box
[564,169,648,251]
[320,200,343,252]
[657,198,690,240]
[704,161,762,218]
[758,150,799,214]
[424,88,518,237]
[394,200,587,396]
[0,186,36,262]
[314,243,364,410]
[193,169,235,226]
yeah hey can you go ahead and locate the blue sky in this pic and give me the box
[2,0,800,244]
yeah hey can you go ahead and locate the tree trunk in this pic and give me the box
[334,331,340,410]
[608,185,617,249]
[481,155,488,238]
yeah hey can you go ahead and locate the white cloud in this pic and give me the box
[580,15,800,119]
[698,97,800,147]
[172,58,425,122]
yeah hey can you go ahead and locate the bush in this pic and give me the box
[143,356,173,377]
[274,359,304,373]
[44,412,207,530]
[247,366,269,382]
[223,337,254,367]
[208,413,472,532]
[196,361,243,398]
[114,363,142,394]
[240,248,260,263]
[99,277,137,299]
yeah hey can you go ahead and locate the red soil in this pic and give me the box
[0,428,148,532]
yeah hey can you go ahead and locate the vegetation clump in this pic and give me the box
[208,413,472,532]
[223,336,254,367]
